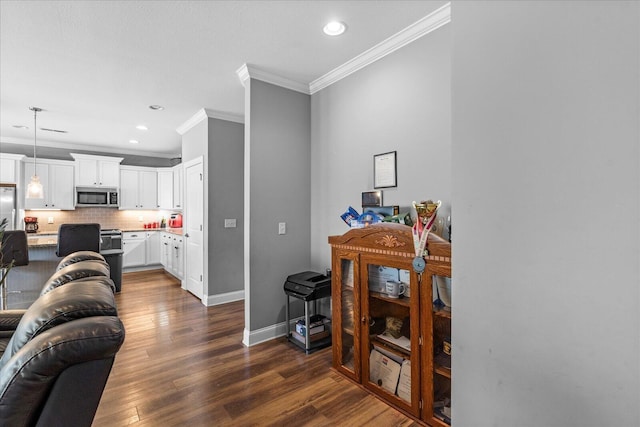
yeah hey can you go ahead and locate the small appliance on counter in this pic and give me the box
[24,217,39,233]
[168,213,182,228]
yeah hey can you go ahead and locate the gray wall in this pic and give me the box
[180,115,245,299]
[310,25,451,271]
[207,118,244,294]
[245,79,311,330]
[452,2,639,426]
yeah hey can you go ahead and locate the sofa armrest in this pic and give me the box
[0,310,26,332]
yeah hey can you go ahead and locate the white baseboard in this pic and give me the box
[122,264,163,273]
[242,321,288,347]
[205,289,244,306]
[241,317,304,347]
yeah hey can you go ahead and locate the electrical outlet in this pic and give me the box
[224,219,236,228]
[278,222,286,235]
[138,216,144,222]
[47,217,54,224]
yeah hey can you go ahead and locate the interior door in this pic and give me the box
[184,158,203,300]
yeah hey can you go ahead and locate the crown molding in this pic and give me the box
[1,137,179,158]
[0,152,26,161]
[236,63,310,95]
[176,108,244,136]
[309,2,451,94]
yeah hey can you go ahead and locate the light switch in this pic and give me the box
[278,222,286,235]
[224,219,236,228]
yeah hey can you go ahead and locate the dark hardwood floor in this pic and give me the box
[93,269,417,426]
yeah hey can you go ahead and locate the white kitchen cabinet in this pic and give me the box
[174,234,184,278]
[160,232,171,268]
[71,153,123,187]
[161,231,183,279]
[120,166,158,209]
[157,169,173,209]
[0,154,25,184]
[146,231,161,265]
[23,159,75,210]
[123,231,146,268]
[172,164,183,210]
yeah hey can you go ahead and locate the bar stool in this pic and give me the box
[0,230,29,310]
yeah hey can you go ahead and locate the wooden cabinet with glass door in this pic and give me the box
[422,263,452,425]
[329,223,451,424]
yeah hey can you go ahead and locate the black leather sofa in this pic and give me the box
[0,252,125,426]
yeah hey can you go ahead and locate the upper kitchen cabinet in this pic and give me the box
[23,159,75,210]
[120,166,158,209]
[172,163,183,210]
[157,168,173,210]
[0,153,25,184]
[70,153,123,187]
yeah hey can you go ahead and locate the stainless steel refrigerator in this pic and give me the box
[0,184,17,230]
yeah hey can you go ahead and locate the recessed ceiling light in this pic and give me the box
[129,139,139,144]
[149,105,164,111]
[136,125,148,131]
[323,21,346,36]
[12,125,29,129]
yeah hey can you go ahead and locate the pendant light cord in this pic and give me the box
[33,108,37,174]
[29,106,41,175]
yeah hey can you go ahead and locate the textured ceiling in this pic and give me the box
[0,0,446,158]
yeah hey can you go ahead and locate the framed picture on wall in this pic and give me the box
[374,151,397,189]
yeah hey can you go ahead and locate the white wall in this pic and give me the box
[310,25,451,271]
[452,1,640,426]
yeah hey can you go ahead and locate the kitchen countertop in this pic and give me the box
[123,228,183,235]
[24,227,184,248]
[27,234,58,248]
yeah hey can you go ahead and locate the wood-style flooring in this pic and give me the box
[93,269,417,426]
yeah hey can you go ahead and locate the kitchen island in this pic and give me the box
[4,234,59,309]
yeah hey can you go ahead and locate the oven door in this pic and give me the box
[100,235,122,251]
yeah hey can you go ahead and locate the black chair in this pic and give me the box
[56,223,101,257]
[0,230,29,310]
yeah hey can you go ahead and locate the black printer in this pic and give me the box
[283,271,331,301]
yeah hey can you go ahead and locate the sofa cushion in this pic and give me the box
[0,280,116,368]
[57,251,106,271]
[40,259,110,296]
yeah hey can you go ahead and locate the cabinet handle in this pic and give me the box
[361,316,366,324]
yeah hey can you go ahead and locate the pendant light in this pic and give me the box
[26,107,44,199]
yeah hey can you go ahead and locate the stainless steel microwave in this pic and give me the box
[75,187,119,207]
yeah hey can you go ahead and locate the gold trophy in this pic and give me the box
[413,200,441,226]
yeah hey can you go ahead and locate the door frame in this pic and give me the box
[182,156,205,303]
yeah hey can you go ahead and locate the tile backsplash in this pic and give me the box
[25,208,174,233]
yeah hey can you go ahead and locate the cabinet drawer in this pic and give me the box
[123,231,145,240]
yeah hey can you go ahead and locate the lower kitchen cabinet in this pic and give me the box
[146,231,161,265]
[123,232,146,268]
[160,231,183,279]
[123,231,163,268]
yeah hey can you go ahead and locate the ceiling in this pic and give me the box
[0,0,446,159]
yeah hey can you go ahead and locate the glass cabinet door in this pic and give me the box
[424,272,452,426]
[361,255,420,417]
[332,251,360,381]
